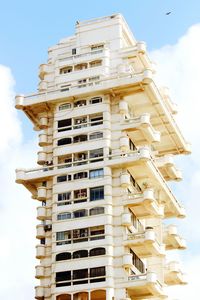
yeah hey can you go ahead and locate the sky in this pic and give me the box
[0,1,200,299]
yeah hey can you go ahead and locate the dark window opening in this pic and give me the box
[74,172,87,180]
[73,209,87,218]
[56,252,71,261]
[90,115,103,126]
[57,175,67,183]
[56,271,71,287]
[89,247,106,257]
[90,97,102,104]
[57,138,72,146]
[58,119,72,132]
[73,135,87,143]
[89,207,104,216]
[73,250,88,259]
[90,186,104,201]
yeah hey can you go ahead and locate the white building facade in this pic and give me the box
[15,14,190,300]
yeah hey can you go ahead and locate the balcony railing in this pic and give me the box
[57,119,103,133]
[58,48,107,62]
[56,274,106,287]
[21,70,151,104]
[56,233,105,246]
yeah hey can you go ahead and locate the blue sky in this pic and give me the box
[0,1,200,299]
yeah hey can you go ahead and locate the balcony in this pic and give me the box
[35,286,44,299]
[35,265,45,279]
[155,155,182,181]
[58,48,110,66]
[108,149,185,219]
[36,224,45,239]
[37,187,47,200]
[39,116,48,129]
[39,64,49,80]
[164,261,187,285]
[122,272,165,299]
[37,151,47,165]
[37,206,46,220]
[123,189,164,218]
[123,253,133,268]
[15,94,24,109]
[164,225,186,250]
[121,113,160,144]
[38,133,51,147]
[17,70,153,109]
[36,244,45,259]
[123,228,165,258]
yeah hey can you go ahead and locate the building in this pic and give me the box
[15,14,190,300]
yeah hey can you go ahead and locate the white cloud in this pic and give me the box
[0,65,37,300]
[150,24,200,299]
[0,65,22,156]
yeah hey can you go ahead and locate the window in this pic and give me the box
[74,100,86,107]
[90,186,104,201]
[56,231,71,241]
[129,139,137,151]
[89,207,104,216]
[74,63,87,71]
[89,60,102,68]
[58,119,72,132]
[60,84,71,92]
[131,249,145,273]
[60,67,73,74]
[90,115,103,126]
[57,175,67,183]
[90,148,103,162]
[73,135,87,143]
[89,132,103,140]
[58,192,69,201]
[56,252,71,261]
[59,103,71,110]
[73,228,88,243]
[74,189,87,203]
[57,212,71,221]
[91,44,104,51]
[56,231,71,245]
[56,271,71,287]
[78,79,87,88]
[90,267,105,282]
[74,117,87,129]
[129,173,142,192]
[74,172,87,180]
[89,247,106,257]
[89,96,102,104]
[73,250,88,259]
[73,209,87,218]
[73,268,88,279]
[89,168,104,179]
[88,76,100,85]
[57,138,72,146]
[72,48,76,55]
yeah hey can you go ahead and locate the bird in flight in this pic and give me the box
[166,12,172,15]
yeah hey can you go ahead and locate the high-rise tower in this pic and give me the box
[15,14,190,300]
